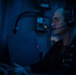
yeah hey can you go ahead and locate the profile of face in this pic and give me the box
[52,8,68,35]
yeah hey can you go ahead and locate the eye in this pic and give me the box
[55,18,59,22]
[53,18,60,23]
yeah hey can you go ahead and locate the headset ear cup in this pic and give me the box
[68,17,75,27]
[68,20,73,27]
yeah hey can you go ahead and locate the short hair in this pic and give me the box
[56,6,75,22]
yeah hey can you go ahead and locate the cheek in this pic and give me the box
[55,21,63,27]
[54,20,66,28]
[58,26,67,33]
[54,23,67,33]
[55,23,62,28]
[58,21,66,28]
[59,21,67,30]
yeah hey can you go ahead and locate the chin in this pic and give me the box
[54,29,64,35]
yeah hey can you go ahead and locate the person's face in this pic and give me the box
[52,8,68,35]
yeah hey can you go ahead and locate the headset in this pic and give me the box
[44,7,75,46]
[67,8,75,27]
[51,7,75,46]
[51,7,75,30]
[44,7,75,31]
[13,11,40,34]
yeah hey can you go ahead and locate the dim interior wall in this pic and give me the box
[0,0,40,64]
[0,0,10,64]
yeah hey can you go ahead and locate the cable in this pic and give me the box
[13,11,40,34]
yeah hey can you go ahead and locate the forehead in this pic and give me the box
[53,8,64,19]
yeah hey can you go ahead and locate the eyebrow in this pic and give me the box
[54,17,58,19]
[53,17,59,20]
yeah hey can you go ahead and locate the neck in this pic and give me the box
[60,28,75,46]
